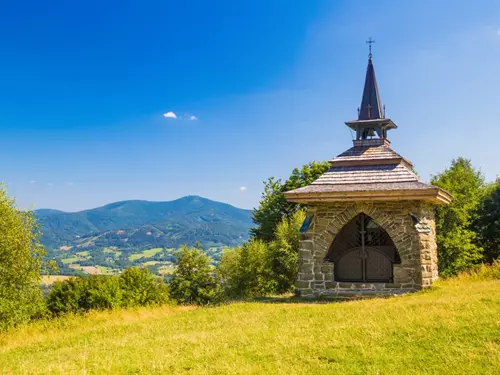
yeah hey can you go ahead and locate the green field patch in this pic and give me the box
[142,248,163,257]
[128,252,144,261]
[76,251,90,257]
[96,265,119,275]
[158,263,176,275]
[61,257,80,264]
[141,261,160,266]
[129,248,163,261]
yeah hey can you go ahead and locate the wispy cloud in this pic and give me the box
[29,180,36,184]
[189,115,198,121]
[239,186,247,192]
[162,111,177,119]
[497,29,500,36]
[66,182,74,186]
[46,182,54,186]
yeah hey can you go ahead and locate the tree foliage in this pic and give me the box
[218,210,305,297]
[268,210,305,293]
[169,245,223,305]
[119,267,169,308]
[431,158,486,277]
[0,186,46,331]
[475,179,500,263]
[251,161,329,242]
[218,240,275,298]
[46,268,169,315]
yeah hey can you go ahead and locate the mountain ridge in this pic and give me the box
[37,195,253,251]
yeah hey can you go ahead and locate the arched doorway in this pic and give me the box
[325,213,400,283]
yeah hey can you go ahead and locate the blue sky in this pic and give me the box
[1,0,500,211]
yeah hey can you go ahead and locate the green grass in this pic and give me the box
[75,251,89,257]
[128,247,163,261]
[60,256,79,264]
[1,277,499,374]
[96,265,119,275]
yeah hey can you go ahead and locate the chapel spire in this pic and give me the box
[345,39,397,144]
[358,45,383,120]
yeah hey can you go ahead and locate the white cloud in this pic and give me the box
[239,186,247,192]
[29,180,36,184]
[189,115,198,121]
[162,111,177,119]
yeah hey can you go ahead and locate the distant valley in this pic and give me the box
[36,196,253,276]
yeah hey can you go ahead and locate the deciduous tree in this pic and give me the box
[475,179,500,263]
[0,186,46,330]
[431,158,485,276]
[251,161,329,242]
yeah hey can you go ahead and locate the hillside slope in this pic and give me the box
[36,196,254,274]
[1,278,499,374]
[36,195,253,250]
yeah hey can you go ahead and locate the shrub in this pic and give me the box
[218,211,305,298]
[268,210,305,294]
[82,276,123,311]
[218,240,276,298]
[47,276,122,315]
[46,277,87,315]
[119,267,169,307]
[0,186,46,331]
[170,246,223,305]
[46,268,169,315]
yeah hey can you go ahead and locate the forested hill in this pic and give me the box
[36,196,253,251]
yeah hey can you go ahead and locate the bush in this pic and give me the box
[0,186,46,331]
[82,276,123,311]
[218,211,305,298]
[218,240,276,298]
[46,277,87,315]
[169,246,223,305]
[268,210,305,294]
[119,267,169,307]
[46,268,169,315]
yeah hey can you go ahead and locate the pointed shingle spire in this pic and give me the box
[358,56,383,120]
[345,40,397,143]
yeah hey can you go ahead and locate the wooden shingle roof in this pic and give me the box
[285,141,451,205]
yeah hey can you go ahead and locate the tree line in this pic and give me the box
[1,156,499,330]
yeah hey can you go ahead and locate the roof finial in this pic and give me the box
[366,37,375,59]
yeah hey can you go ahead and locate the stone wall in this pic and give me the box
[296,201,438,297]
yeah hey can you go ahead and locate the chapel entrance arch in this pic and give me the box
[325,213,401,283]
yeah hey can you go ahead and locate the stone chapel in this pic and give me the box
[284,47,451,297]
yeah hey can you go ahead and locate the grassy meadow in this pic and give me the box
[2,276,500,374]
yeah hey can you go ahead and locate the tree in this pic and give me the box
[431,158,485,276]
[219,211,306,297]
[218,240,275,298]
[251,161,329,242]
[475,179,500,263]
[0,186,46,330]
[169,246,222,305]
[268,210,305,293]
[119,267,169,307]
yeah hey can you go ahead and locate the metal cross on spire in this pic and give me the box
[366,37,375,59]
